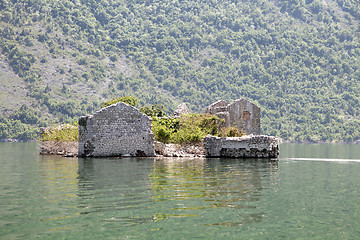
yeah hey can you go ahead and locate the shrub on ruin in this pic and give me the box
[153,123,172,143]
[219,126,244,137]
[152,113,224,144]
[152,117,179,143]
[172,126,205,144]
[101,96,138,108]
[40,123,78,142]
[139,104,166,118]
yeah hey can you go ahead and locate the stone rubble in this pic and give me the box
[155,141,205,158]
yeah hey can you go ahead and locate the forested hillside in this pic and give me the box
[1,0,360,142]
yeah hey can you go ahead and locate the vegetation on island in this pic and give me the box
[39,96,243,144]
[39,123,78,142]
[101,96,139,108]
[153,113,243,144]
[101,96,244,144]
[1,0,360,143]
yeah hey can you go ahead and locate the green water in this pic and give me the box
[0,143,360,239]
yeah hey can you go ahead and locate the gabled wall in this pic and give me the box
[78,102,155,157]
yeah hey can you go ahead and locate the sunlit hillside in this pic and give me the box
[1,0,360,142]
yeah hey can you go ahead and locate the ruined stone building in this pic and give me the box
[78,102,155,157]
[205,98,261,135]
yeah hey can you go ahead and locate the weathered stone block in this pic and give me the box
[215,112,230,128]
[203,135,279,158]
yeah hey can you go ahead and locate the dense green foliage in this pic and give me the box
[40,124,78,142]
[101,96,139,108]
[153,114,220,144]
[139,104,167,118]
[1,0,360,142]
[0,104,41,141]
[152,113,243,144]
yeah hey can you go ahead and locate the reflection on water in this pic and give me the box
[150,158,279,226]
[37,155,80,229]
[39,155,79,204]
[2,143,360,239]
[76,157,279,228]
[77,158,155,217]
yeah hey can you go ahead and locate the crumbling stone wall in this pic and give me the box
[78,102,155,157]
[203,135,279,158]
[205,98,261,135]
[228,99,261,135]
[205,100,229,115]
[205,100,230,128]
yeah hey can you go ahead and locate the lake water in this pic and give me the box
[1,143,360,239]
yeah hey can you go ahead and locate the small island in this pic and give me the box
[40,97,279,159]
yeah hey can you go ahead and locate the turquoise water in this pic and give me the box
[0,143,360,239]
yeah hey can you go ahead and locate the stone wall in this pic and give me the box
[205,100,229,115]
[78,102,155,157]
[205,98,260,135]
[228,99,261,135]
[205,100,230,128]
[203,135,279,158]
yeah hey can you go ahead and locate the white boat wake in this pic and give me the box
[286,158,360,163]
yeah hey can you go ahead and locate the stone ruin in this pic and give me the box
[203,135,279,158]
[174,103,189,117]
[78,102,155,157]
[203,99,279,158]
[205,98,261,135]
[75,99,278,159]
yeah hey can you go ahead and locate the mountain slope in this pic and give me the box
[1,0,360,142]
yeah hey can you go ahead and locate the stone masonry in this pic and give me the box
[203,135,279,158]
[205,98,260,135]
[78,102,155,157]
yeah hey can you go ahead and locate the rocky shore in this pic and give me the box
[154,142,205,158]
[39,140,205,158]
[39,134,280,159]
[39,141,78,157]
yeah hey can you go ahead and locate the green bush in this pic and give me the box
[219,126,244,137]
[152,113,224,144]
[152,117,179,143]
[101,96,138,108]
[172,126,205,144]
[139,104,166,118]
[153,123,172,143]
[40,124,78,142]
